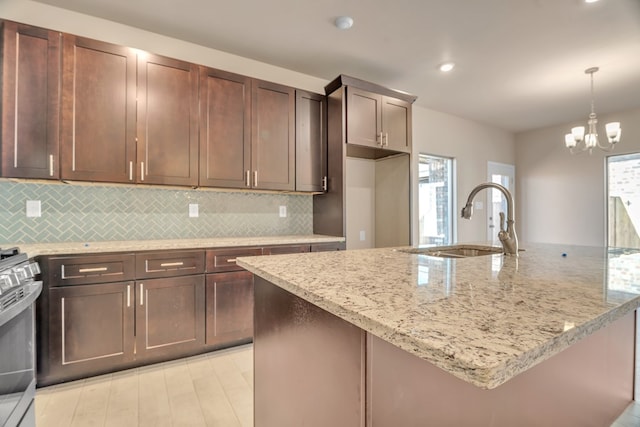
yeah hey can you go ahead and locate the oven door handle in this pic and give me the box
[0,281,42,328]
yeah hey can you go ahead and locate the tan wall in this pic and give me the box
[515,107,640,246]
[0,0,327,94]
[411,106,516,244]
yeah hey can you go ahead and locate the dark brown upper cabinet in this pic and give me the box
[137,54,199,186]
[60,35,137,183]
[199,67,251,189]
[295,90,327,192]
[1,21,60,179]
[251,79,295,191]
[346,87,412,153]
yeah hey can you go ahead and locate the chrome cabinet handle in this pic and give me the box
[226,258,237,263]
[245,170,250,187]
[140,162,145,181]
[129,161,133,181]
[127,285,131,307]
[379,132,384,147]
[160,261,184,267]
[49,155,54,176]
[254,171,258,187]
[322,176,328,192]
[140,283,144,306]
[78,267,108,273]
[383,132,389,147]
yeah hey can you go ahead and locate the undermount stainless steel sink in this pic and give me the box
[398,244,504,258]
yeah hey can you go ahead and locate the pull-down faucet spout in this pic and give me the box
[461,182,518,256]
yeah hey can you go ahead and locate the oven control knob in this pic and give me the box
[13,267,27,281]
[26,262,41,277]
[0,274,15,293]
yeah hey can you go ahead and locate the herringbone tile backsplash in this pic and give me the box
[0,181,313,244]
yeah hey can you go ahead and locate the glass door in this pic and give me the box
[418,154,454,245]
[607,153,640,248]
[487,162,515,243]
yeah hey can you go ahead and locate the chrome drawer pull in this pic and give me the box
[78,267,108,273]
[226,259,237,263]
[160,261,184,267]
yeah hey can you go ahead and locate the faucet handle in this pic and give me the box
[499,211,506,232]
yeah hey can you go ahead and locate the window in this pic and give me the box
[607,153,640,249]
[418,154,453,245]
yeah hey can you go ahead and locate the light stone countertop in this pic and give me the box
[4,235,344,257]
[237,242,640,389]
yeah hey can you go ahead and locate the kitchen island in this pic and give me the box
[237,243,640,427]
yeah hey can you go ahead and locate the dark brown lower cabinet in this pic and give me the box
[205,271,253,347]
[135,275,205,361]
[37,242,344,385]
[44,281,135,385]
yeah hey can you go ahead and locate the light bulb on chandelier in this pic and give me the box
[564,67,621,154]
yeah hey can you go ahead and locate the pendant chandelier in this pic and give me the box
[564,67,621,154]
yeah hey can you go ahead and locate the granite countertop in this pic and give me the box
[237,242,640,389]
[5,235,344,257]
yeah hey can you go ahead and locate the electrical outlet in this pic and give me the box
[189,203,199,218]
[26,200,41,218]
[279,206,287,218]
[359,230,366,241]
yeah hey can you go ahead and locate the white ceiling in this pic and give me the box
[33,0,640,133]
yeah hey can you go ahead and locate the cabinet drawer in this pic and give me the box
[262,244,310,255]
[46,254,135,286]
[206,247,262,273]
[135,250,205,278]
[311,242,346,252]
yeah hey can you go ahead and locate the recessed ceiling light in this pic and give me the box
[439,62,455,72]
[335,16,354,30]
[585,0,599,3]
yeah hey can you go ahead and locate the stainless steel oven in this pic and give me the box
[0,248,42,427]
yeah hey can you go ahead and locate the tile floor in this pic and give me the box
[35,342,640,426]
[34,344,253,427]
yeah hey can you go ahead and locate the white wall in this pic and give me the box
[412,106,516,245]
[515,107,640,246]
[0,0,327,93]
[346,158,376,249]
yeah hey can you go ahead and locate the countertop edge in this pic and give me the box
[8,235,345,257]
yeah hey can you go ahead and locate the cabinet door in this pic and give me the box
[46,282,135,384]
[262,244,310,255]
[135,275,205,360]
[295,90,327,192]
[1,21,60,179]
[60,35,136,183]
[199,67,251,188]
[252,79,295,191]
[205,271,253,346]
[382,95,411,153]
[346,87,382,149]
[137,54,199,186]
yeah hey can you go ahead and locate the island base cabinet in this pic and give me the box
[369,312,635,427]
[135,275,205,362]
[205,271,254,347]
[253,274,635,427]
[253,277,366,427]
[43,282,135,386]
